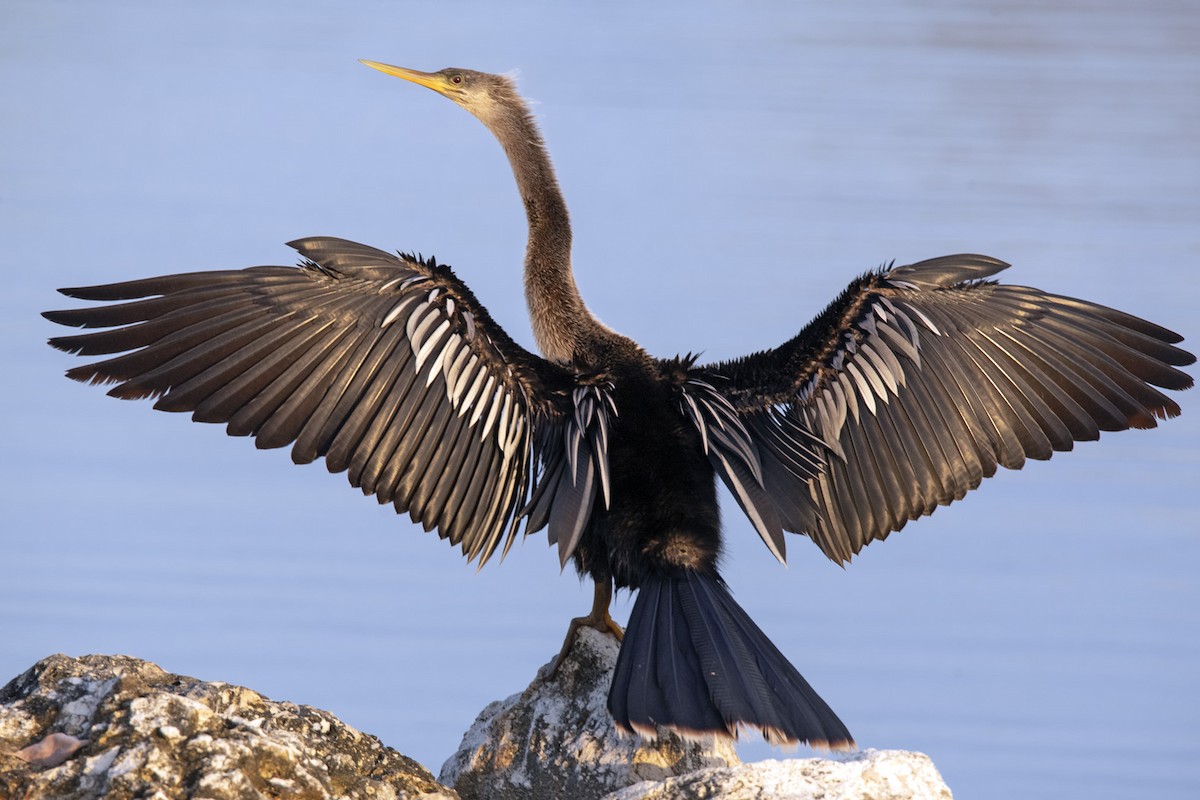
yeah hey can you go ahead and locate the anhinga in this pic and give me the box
[44,63,1193,749]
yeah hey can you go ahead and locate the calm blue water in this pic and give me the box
[3,2,1197,797]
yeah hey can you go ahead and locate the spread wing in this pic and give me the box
[695,254,1194,564]
[45,236,610,566]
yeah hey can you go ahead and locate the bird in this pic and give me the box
[44,62,1194,750]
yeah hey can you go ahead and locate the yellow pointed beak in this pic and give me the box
[359,60,451,96]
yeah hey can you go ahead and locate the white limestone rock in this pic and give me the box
[439,626,740,800]
[604,749,954,800]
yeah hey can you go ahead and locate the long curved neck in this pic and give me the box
[488,105,602,364]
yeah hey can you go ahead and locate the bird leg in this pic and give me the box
[549,579,624,677]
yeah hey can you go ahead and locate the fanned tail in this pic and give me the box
[608,571,853,749]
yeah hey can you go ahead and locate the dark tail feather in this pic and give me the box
[609,571,854,749]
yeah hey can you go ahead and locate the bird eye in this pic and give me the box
[451,74,464,85]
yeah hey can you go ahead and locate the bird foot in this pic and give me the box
[547,580,623,678]
[548,610,624,678]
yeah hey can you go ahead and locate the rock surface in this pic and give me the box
[2,646,953,800]
[0,654,455,800]
[439,626,740,800]
[605,750,954,800]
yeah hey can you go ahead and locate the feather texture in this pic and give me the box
[45,237,617,567]
[610,571,852,747]
[702,255,1195,564]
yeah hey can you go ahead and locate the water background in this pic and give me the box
[2,2,1197,797]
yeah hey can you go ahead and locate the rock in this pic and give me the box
[439,626,739,800]
[2,649,953,800]
[605,750,953,800]
[0,654,456,800]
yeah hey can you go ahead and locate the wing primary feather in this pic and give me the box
[252,327,362,449]
[291,327,392,464]
[212,322,337,417]
[188,318,335,422]
[323,325,411,473]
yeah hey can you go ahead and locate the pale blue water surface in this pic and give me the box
[2,2,1198,798]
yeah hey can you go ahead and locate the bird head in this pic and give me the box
[360,61,521,129]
